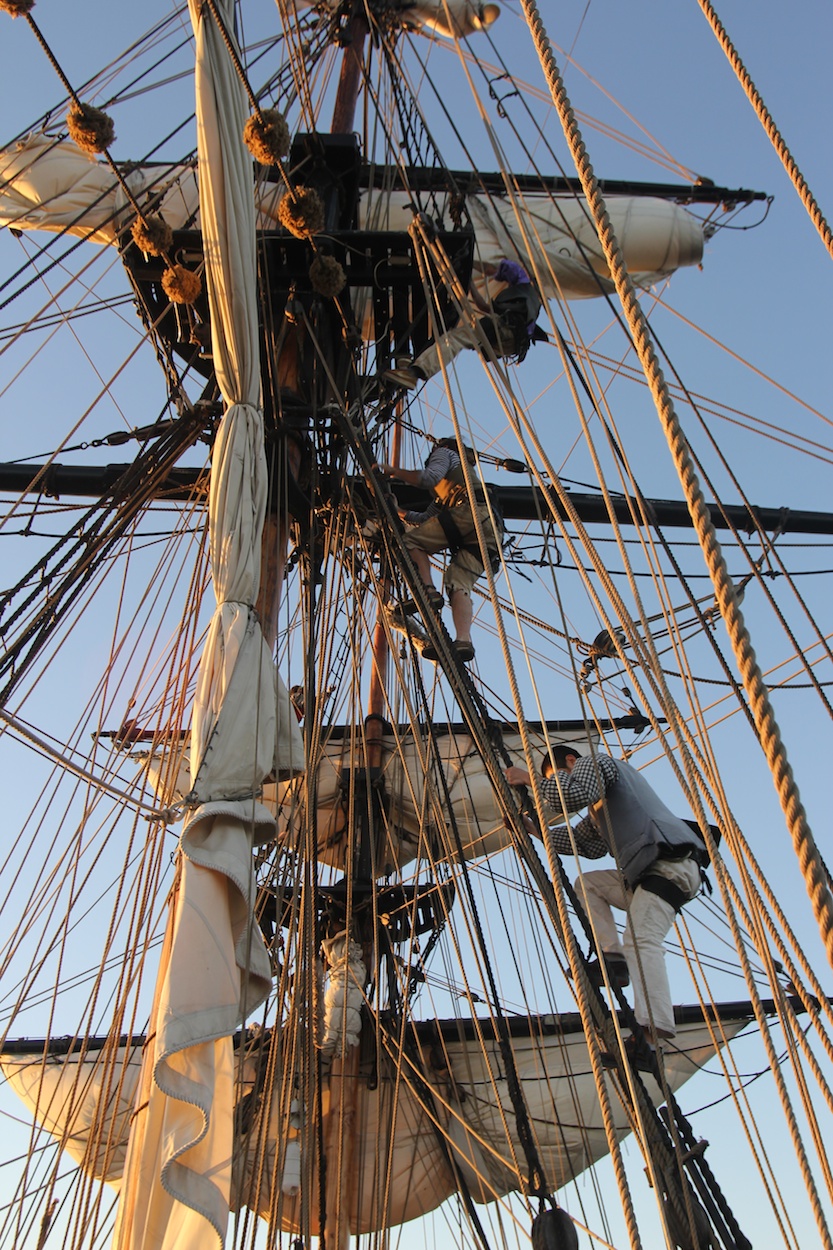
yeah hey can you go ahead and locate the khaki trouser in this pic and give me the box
[413,315,514,379]
[574,855,701,1037]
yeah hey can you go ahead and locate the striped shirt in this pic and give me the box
[403,445,459,525]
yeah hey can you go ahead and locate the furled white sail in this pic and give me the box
[357,187,704,298]
[1,1010,750,1233]
[0,136,703,301]
[142,724,595,871]
[1,1046,144,1187]
[294,0,502,39]
[113,3,300,1248]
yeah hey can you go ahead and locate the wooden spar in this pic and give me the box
[367,415,403,750]
[330,16,369,137]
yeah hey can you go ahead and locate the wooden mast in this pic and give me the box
[324,18,373,1250]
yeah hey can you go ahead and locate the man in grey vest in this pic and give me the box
[505,744,705,1049]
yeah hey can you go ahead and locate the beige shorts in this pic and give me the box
[403,506,497,595]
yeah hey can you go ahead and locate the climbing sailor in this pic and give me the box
[505,744,707,1058]
[382,257,545,388]
[378,438,503,663]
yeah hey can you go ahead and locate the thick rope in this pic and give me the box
[695,0,833,262]
[519,0,833,975]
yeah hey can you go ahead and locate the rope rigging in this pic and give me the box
[519,0,833,992]
[1,7,832,1250]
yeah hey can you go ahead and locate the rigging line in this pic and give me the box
[663,632,833,744]
[652,293,832,433]
[94,33,196,115]
[641,318,833,685]
[11,19,167,250]
[272,0,320,129]
[1,5,190,148]
[708,823,833,1046]
[379,35,461,195]
[665,494,833,710]
[535,318,718,800]
[582,338,833,459]
[459,29,713,387]
[6,247,144,434]
[679,961,802,1250]
[521,1,833,995]
[477,361,693,789]
[0,711,177,823]
[661,668,833,692]
[342,414,605,1203]
[0,214,107,313]
[695,0,833,262]
[456,40,695,181]
[553,329,764,736]
[467,30,676,256]
[396,329,663,1226]
[468,65,829,1240]
[0,420,207,697]
[535,571,714,1231]
[0,470,203,715]
[697,819,833,1111]
[0,121,201,309]
[0,298,186,538]
[386,780,539,1212]
[0,293,135,342]
[0,527,201,945]
[412,31,632,322]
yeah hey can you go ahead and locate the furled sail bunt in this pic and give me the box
[112,3,301,1246]
[0,1007,753,1231]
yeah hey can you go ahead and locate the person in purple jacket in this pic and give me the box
[383,258,545,389]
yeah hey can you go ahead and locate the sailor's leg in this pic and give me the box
[575,869,628,954]
[444,548,483,647]
[401,519,447,600]
[413,325,479,379]
[624,857,701,1038]
[623,888,676,1037]
[448,588,473,644]
[408,544,436,589]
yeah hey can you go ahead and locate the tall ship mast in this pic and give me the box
[0,3,831,1250]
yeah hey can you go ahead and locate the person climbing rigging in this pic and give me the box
[382,257,546,389]
[377,438,503,664]
[505,744,707,1059]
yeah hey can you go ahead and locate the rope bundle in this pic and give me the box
[162,264,202,305]
[278,187,324,238]
[243,109,290,165]
[67,102,115,154]
[131,215,173,257]
[309,254,345,298]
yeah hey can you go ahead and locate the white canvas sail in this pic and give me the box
[0,135,703,301]
[142,724,600,870]
[1,1009,750,1232]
